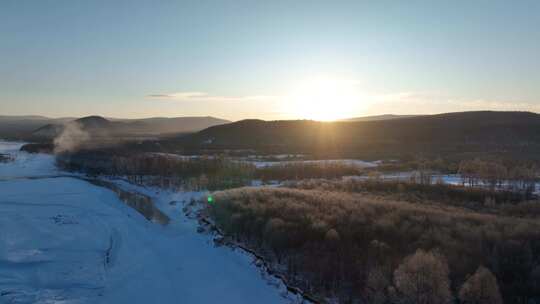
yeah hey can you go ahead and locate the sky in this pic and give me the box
[1,0,540,121]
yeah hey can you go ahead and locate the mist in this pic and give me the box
[53,121,91,153]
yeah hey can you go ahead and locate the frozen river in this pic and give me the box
[0,141,294,304]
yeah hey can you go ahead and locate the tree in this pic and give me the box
[479,162,507,191]
[264,218,288,263]
[458,266,503,304]
[530,266,540,299]
[394,249,451,304]
[324,228,341,243]
[509,165,537,198]
[459,159,481,187]
[365,266,391,304]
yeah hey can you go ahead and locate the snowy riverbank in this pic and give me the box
[0,142,297,304]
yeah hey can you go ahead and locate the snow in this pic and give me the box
[0,141,25,153]
[248,159,379,169]
[244,154,306,160]
[0,141,58,179]
[0,142,297,304]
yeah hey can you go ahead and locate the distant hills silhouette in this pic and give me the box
[7,111,540,161]
[0,115,230,140]
[168,111,540,160]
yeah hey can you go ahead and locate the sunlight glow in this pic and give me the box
[286,77,364,121]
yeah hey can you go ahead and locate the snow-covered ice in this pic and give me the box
[0,142,294,304]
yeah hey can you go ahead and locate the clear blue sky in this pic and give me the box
[1,0,539,120]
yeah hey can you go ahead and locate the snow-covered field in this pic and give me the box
[0,142,296,304]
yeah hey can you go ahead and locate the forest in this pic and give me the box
[208,183,540,303]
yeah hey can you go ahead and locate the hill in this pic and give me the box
[113,116,231,135]
[171,111,540,160]
[340,114,419,121]
[0,116,74,140]
[29,116,230,140]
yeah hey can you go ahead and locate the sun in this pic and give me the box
[286,77,363,121]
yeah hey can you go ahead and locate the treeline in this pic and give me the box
[255,162,363,181]
[458,159,537,194]
[57,151,373,189]
[56,150,539,197]
[208,186,540,304]
[365,157,538,200]
[56,152,254,191]
[374,157,458,174]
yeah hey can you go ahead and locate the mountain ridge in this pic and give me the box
[169,111,540,159]
[0,115,231,140]
[340,114,419,121]
[33,115,231,139]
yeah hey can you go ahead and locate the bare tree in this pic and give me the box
[365,266,391,304]
[394,249,452,304]
[459,266,503,304]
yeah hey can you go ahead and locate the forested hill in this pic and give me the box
[173,111,540,159]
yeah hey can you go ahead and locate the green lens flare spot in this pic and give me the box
[207,196,214,204]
